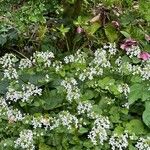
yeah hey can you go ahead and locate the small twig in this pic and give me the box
[10,48,28,59]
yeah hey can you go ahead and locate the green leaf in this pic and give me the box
[78,127,88,134]
[105,24,118,42]
[0,78,9,94]
[128,83,150,104]
[126,119,146,135]
[143,101,150,128]
[120,31,131,38]
[0,35,7,46]
[114,126,124,135]
[85,22,101,35]
[131,76,142,83]
[129,144,136,150]
[82,90,94,99]
[39,143,55,150]
[37,90,64,110]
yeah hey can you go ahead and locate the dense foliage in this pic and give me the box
[0,0,150,150]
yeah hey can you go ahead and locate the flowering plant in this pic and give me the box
[0,43,150,150]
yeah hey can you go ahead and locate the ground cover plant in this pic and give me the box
[0,0,150,150]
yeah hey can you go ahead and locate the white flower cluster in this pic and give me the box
[126,45,141,58]
[7,108,24,123]
[0,53,18,79]
[14,129,35,150]
[58,111,79,129]
[132,65,142,75]
[31,116,59,131]
[77,101,93,115]
[122,102,130,109]
[79,67,103,81]
[32,116,49,129]
[115,56,122,67]
[19,58,33,70]
[77,102,111,145]
[64,50,86,64]
[91,49,111,68]
[115,56,150,80]
[88,116,110,145]
[52,60,63,72]
[30,111,79,131]
[33,51,54,67]
[118,83,130,97]
[0,53,18,68]
[6,82,42,102]
[103,43,117,55]
[64,54,74,64]
[61,78,80,102]
[115,57,133,74]
[0,98,24,122]
[135,137,150,150]
[140,63,150,80]
[109,133,129,150]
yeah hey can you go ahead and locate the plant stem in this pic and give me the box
[65,36,70,51]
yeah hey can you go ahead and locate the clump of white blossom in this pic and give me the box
[0,53,18,68]
[61,78,80,102]
[109,133,129,150]
[91,49,111,68]
[14,130,35,150]
[33,51,54,67]
[19,58,33,70]
[140,63,150,80]
[31,116,50,130]
[118,83,130,97]
[79,67,103,81]
[77,101,93,115]
[52,60,63,72]
[6,82,42,102]
[64,50,86,64]
[135,137,150,150]
[58,111,79,129]
[0,98,24,122]
[126,45,141,58]
[88,116,110,145]
[103,43,117,55]
[0,53,18,79]
[6,108,24,123]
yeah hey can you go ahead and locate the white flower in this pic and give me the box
[135,137,150,150]
[0,53,18,68]
[7,108,24,122]
[122,102,130,109]
[77,101,93,115]
[19,58,32,70]
[6,82,42,102]
[91,49,111,68]
[52,60,63,72]
[3,67,18,79]
[58,111,79,129]
[103,43,117,55]
[140,63,150,80]
[14,130,35,150]
[33,51,54,67]
[88,116,110,145]
[115,56,122,66]
[109,133,129,150]
[61,78,80,102]
[64,55,74,64]
[126,45,141,58]
[118,83,130,97]
[22,82,42,102]
[64,50,86,64]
